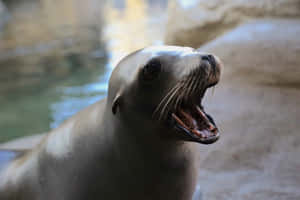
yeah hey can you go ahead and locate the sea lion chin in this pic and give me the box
[0,45,222,200]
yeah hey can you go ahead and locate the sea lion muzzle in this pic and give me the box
[156,54,222,144]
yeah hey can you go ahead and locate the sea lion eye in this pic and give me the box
[142,59,161,81]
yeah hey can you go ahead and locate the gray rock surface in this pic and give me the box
[202,19,300,86]
[165,0,300,47]
[193,19,300,200]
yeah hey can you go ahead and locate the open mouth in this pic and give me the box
[170,100,219,144]
[157,54,221,144]
[166,71,220,145]
[169,54,221,144]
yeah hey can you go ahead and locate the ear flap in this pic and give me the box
[112,93,122,115]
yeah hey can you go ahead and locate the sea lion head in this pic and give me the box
[108,46,222,145]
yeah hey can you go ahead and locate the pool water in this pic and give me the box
[0,0,167,143]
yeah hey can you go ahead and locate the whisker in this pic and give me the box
[173,83,186,111]
[187,72,198,99]
[158,85,182,120]
[174,87,183,111]
[174,70,196,109]
[153,65,213,121]
[152,83,181,118]
[191,77,200,96]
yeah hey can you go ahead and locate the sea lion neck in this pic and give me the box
[101,105,194,171]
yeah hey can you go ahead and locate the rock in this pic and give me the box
[202,19,300,86]
[193,19,300,199]
[0,0,106,93]
[165,0,300,47]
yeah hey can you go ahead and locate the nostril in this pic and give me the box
[207,55,214,62]
[201,55,213,62]
[201,55,209,62]
[202,55,216,69]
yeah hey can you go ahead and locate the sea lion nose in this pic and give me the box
[201,54,217,72]
[201,54,216,71]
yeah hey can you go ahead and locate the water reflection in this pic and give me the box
[0,0,104,94]
[104,0,166,66]
[0,150,18,169]
[49,63,111,129]
[0,0,167,143]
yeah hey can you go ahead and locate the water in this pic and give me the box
[0,0,167,143]
[0,60,110,142]
[0,150,20,170]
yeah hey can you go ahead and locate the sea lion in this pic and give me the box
[0,46,222,200]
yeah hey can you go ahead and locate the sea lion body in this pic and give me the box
[0,46,222,200]
[0,100,196,200]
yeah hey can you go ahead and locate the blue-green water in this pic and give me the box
[0,0,167,143]
[0,150,20,169]
[0,58,112,142]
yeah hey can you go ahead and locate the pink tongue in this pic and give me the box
[175,106,218,138]
[178,109,197,129]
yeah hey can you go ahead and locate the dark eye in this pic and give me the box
[142,59,161,81]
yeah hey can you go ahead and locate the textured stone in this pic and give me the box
[165,0,300,47]
[201,19,300,86]
[192,19,300,200]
